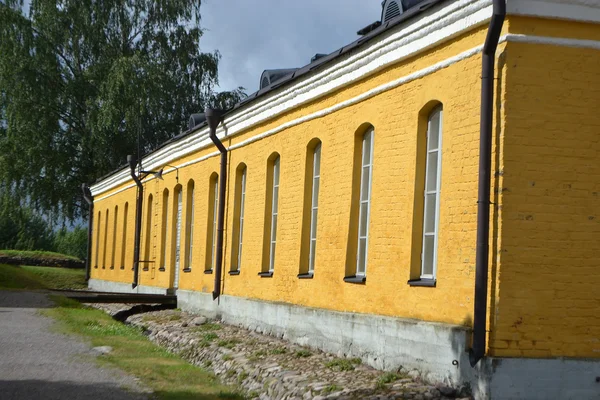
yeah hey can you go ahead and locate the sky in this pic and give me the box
[199,0,383,94]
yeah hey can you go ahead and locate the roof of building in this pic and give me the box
[93,0,445,185]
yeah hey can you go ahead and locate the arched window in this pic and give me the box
[111,205,118,269]
[120,202,128,269]
[231,164,247,273]
[420,106,443,280]
[345,126,374,283]
[95,210,101,268]
[261,153,280,276]
[300,140,321,277]
[160,189,169,270]
[171,185,183,286]
[184,180,195,270]
[356,128,374,277]
[103,209,109,269]
[143,193,153,269]
[205,173,218,272]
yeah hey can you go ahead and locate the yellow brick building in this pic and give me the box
[85,1,600,398]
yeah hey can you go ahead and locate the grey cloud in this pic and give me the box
[200,0,382,93]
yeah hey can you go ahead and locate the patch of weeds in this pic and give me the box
[204,360,213,368]
[194,322,221,331]
[218,339,240,349]
[246,339,258,346]
[226,369,236,378]
[325,358,355,371]
[222,354,233,361]
[322,385,342,394]
[217,391,245,399]
[269,346,287,355]
[168,314,182,321]
[377,372,401,385]
[203,332,219,342]
[247,390,259,399]
[295,349,312,358]
[253,350,267,358]
[350,357,362,364]
[237,371,249,384]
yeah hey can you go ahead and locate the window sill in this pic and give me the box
[407,278,436,287]
[297,272,314,279]
[109,266,114,270]
[142,267,149,271]
[120,266,125,270]
[258,271,273,278]
[101,266,105,269]
[182,268,192,273]
[229,270,240,276]
[94,266,98,269]
[204,269,213,274]
[158,267,165,272]
[344,275,366,284]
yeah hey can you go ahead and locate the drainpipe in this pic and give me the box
[81,184,94,282]
[205,108,227,300]
[470,0,506,367]
[128,154,143,289]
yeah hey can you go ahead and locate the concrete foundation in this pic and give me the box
[88,278,168,295]
[87,280,600,399]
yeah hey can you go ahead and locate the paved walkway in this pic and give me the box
[0,290,148,400]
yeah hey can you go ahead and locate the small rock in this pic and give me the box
[91,346,112,355]
[436,385,457,397]
[192,316,207,326]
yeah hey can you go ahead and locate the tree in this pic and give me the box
[0,0,245,222]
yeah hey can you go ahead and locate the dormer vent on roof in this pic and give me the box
[380,0,428,23]
[259,69,299,90]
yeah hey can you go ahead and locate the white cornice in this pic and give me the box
[90,0,600,198]
[507,0,600,23]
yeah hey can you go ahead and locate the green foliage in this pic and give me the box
[325,358,357,372]
[294,349,312,358]
[0,189,54,251]
[0,0,246,221]
[52,227,87,260]
[377,372,403,386]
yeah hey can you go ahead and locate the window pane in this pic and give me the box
[310,208,318,239]
[273,158,280,185]
[362,131,372,165]
[359,202,369,237]
[357,238,367,275]
[428,110,440,150]
[422,235,435,276]
[426,152,438,192]
[272,186,279,213]
[314,145,321,176]
[312,178,320,206]
[270,242,276,271]
[424,193,437,234]
[309,240,316,272]
[271,214,277,241]
[360,166,371,201]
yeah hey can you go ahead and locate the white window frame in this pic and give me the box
[236,168,247,271]
[356,129,374,276]
[420,106,443,280]
[209,179,218,270]
[308,144,321,273]
[269,157,280,272]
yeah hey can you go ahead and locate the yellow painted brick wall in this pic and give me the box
[90,25,497,329]
[488,17,600,358]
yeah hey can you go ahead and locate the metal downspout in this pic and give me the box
[470,0,506,367]
[205,108,227,300]
[81,184,94,282]
[128,155,144,289]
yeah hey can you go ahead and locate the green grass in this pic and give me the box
[325,358,360,372]
[269,347,287,355]
[321,385,342,395]
[294,350,312,358]
[376,372,404,387]
[0,264,86,290]
[44,297,244,400]
[193,323,222,332]
[218,339,240,349]
[0,249,81,261]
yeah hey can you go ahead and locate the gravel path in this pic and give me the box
[0,290,148,400]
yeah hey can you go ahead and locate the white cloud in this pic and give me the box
[200,0,382,93]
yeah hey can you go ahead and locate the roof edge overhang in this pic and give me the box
[90,0,600,199]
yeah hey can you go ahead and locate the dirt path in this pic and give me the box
[0,290,148,400]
